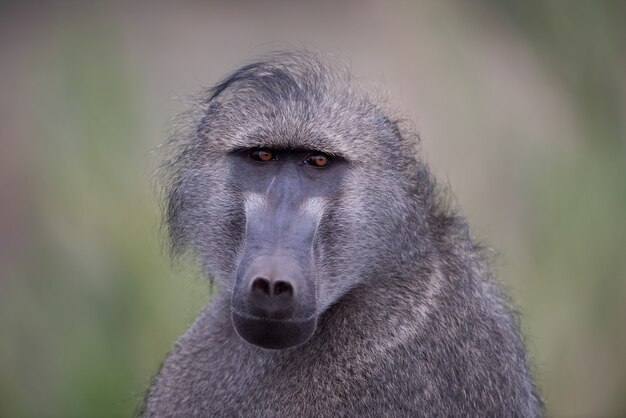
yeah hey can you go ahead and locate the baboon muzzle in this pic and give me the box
[232,190,320,350]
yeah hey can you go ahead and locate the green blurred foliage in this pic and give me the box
[0,1,624,417]
[0,24,210,417]
[487,1,626,415]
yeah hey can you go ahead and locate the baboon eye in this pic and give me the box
[249,149,275,162]
[305,153,330,168]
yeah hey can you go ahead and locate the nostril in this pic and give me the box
[273,281,293,297]
[251,277,271,296]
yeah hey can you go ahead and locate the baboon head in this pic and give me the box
[164,52,431,350]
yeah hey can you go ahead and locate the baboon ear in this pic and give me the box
[195,101,222,139]
[381,113,402,137]
[373,111,404,145]
[195,62,266,137]
[206,63,261,102]
[165,176,188,257]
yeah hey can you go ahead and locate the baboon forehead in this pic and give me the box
[199,111,407,165]
[202,111,389,159]
[189,51,417,162]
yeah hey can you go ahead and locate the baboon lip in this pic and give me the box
[231,309,317,324]
[232,310,317,350]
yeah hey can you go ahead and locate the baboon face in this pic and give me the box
[227,148,348,349]
[166,55,421,350]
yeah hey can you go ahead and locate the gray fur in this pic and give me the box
[142,51,542,417]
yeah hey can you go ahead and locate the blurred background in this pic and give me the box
[0,1,624,416]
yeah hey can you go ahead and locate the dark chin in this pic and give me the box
[232,311,317,350]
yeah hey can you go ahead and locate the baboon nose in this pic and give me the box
[251,277,271,296]
[273,280,293,297]
[249,277,295,317]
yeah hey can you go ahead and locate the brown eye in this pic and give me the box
[250,149,274,162]
[305,153,330,167]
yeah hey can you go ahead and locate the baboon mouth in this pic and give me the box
[232,310,317,350]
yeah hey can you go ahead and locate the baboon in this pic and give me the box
[142,51,542,417]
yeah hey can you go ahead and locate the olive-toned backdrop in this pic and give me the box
[1,1,624,416]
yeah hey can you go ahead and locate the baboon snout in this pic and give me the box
[251,277,294,299]
[246,256,300,319]
[233,254,317,350]
[239,255,313,319]
[232,186,323,350]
